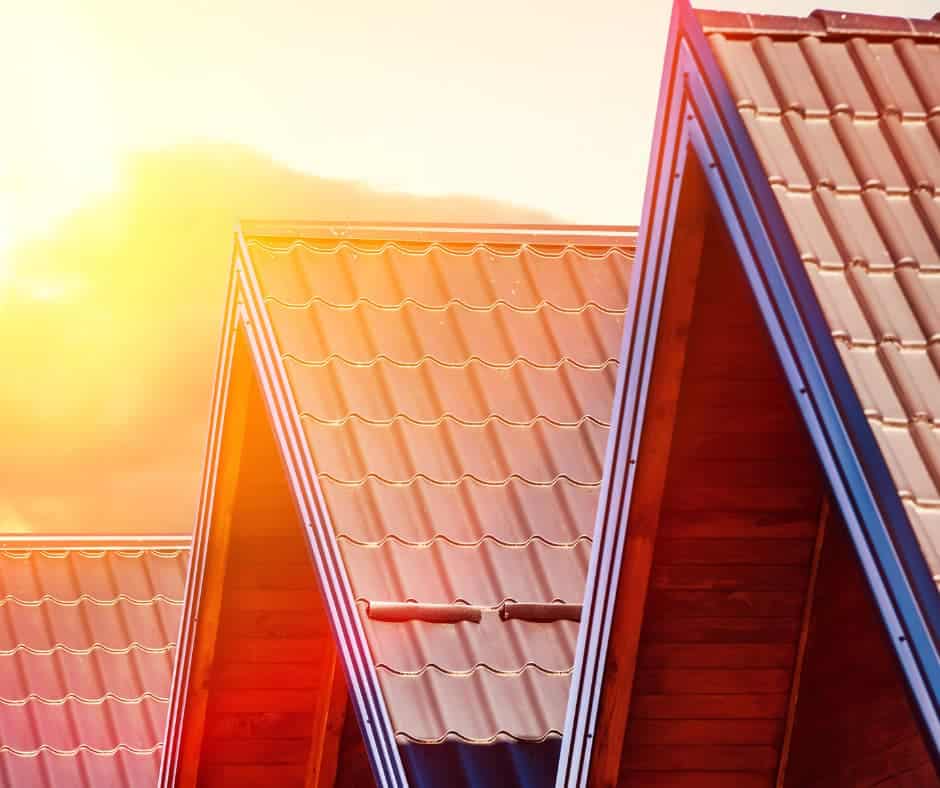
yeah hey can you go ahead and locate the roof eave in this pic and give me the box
[559,0,940,783]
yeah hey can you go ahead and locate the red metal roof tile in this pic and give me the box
[0,539,188,785]
[242,226,634,752]
[704,10,940,587]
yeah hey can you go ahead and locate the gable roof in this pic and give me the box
[167,222,635,787]
[560,4,940,786]
[0,534,189,786]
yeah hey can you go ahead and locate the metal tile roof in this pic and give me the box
[702,10,940,588]
[0,535,189,786]
[240,223,634,778]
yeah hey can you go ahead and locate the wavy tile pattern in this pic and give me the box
[705,15,940,585]
[0,541,188,785]
[244,229,633,769]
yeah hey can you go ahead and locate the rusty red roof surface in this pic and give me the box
[240,223,634,771]
[0,535,188,786]
[700,9,940,588]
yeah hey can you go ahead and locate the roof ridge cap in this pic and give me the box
[696,7,940,41]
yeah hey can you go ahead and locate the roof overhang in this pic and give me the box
[558,2,940,785]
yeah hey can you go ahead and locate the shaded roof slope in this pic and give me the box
[240,222,634,784]
[700,9,940,586]
[0,535,189,786]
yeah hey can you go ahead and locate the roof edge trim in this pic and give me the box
[159,250,243,788]
[238,220,638,247]
[0,534,191,550]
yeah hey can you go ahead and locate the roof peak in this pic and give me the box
[696,7,940,41]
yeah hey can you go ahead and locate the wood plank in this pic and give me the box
[640,617,800,645]
[228,561,320,589]
[631,692,789,720]
[212,661,324,690]
[627,718,783,747]
[658,511,816,540]
[633,668,792,695]
[212,637,328,663]
[638,643,796,669]
[198,764,306,788]
[201,737,311,765]
[666,459,820,489]
[649,564,809,592]
[587,157,711,788]
[645,590,805,619]
[622,744,778,771]
[209,688,319,714]
[225,588,323,612]
[618,770,774,788]
[203,712,314,740]
[665,486,821,512]
[653,539,813,566]
[174,331,254,788]
[677,432,816,461]
[217,609,331,639]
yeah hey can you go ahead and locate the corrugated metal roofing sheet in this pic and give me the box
[0,536,189,786]
[241,224,634,782]
[702,9,940,589]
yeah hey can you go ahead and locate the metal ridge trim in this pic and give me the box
[697,8,940,41]
[238,220,638,247]
[235,232,409,788]
[0,534,191,550]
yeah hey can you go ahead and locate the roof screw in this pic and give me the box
[899,635,907,643]
[708,162,717,169]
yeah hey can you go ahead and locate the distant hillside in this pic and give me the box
[0,144,555,534]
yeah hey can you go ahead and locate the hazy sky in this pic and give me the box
[1,0,936,252]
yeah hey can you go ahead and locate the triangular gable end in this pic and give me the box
[159,243,403,787]
[561,2,940,786]
[162,222,637,788]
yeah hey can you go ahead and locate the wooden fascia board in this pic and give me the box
[159,262,250,788]
[234,231,409,788]
[305,647,348,788]
[676,0,940,757]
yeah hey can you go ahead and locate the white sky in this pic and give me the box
[0,0,936,244]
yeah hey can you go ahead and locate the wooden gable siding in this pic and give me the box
[783,504,939,788]
[194,372,357,787]
[615,219,826,787]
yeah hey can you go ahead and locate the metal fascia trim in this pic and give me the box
[234,232,409,788]
[239,221,638,248]
[556,4,693,783]
[158,257,242,788]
